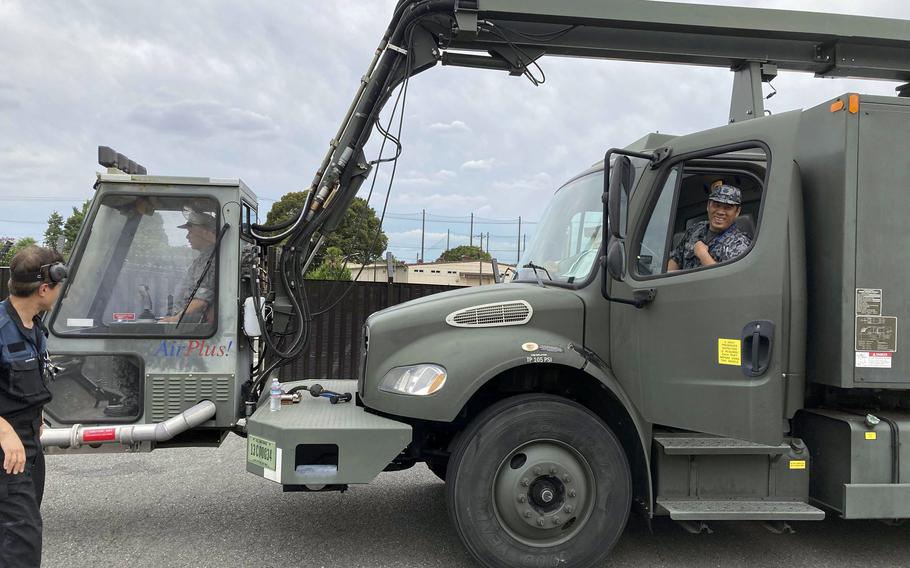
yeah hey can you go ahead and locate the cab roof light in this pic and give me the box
[98,145,147,175]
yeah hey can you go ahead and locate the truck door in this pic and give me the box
[610,110,802,446]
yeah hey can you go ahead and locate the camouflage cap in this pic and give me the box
[708,184,742,206]
[178,206,216,229]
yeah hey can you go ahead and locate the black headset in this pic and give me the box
[10,262,69,284]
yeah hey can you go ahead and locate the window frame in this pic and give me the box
[43,351,145,425]
[50,191,222,340]
[629,141,771,282]
[511,160,645,291]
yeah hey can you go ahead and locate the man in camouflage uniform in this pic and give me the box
[161,207,217,323]
[667,184,751,271]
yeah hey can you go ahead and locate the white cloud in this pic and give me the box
[461,158,495,171]
[394,192,488,209]
[130,100,280,139]
[428,120,470,133]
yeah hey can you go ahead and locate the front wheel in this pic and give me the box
[446,394,631,568]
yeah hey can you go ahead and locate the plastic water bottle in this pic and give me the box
[269,378,282,412]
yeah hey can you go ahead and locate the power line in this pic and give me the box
[0,219,45,225]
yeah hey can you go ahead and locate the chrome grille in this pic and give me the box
[445,300,532,328]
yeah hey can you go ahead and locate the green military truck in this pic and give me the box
[40,1,910,567]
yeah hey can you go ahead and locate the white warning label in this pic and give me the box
[855,351,893,369]
[855,288,883,316]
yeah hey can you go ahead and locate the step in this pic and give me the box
[657,499,825,521]
[655,435,791,455]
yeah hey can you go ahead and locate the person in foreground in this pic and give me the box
[0,246,67,568]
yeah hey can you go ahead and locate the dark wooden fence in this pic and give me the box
[280,280,461,380]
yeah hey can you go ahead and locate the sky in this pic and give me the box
[1,0,908,264]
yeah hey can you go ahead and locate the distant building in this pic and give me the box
[348,259,515,287]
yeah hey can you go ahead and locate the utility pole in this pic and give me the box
[479,233,483,253]
[517,216,522,264]
[469,213,474,247]
[446,229,450,251]
[486,232,490,253]
[420,209,425,263]
[523,234,527,254]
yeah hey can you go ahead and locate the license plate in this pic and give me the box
[247,435,277,470]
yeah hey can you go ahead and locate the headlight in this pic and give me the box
[379,364,447,396]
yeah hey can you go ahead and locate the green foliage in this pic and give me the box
[437,245,491,262]
[1,237,37,266]
[305,246,352,281]
[265,192,388,266]
[44,211,65,251]
[63,200,90,258]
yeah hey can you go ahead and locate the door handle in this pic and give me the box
[741,320,774,377]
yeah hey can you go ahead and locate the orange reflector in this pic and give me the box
[848,94,859,114]
[428,373,446,394]
[830,100,844,112]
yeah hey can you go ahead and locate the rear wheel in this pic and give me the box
[446,394,631,568]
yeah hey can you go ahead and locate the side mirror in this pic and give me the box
[607,155,634,239]
[606,239,625,281]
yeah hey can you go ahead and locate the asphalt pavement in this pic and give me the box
[41,435,910,568]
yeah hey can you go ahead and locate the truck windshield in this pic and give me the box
[52,194,219,337]
[516,172,604,285]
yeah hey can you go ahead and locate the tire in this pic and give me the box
[446,394,631,568]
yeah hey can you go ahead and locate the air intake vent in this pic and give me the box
[446,300,532,328]
[150,374,232,422]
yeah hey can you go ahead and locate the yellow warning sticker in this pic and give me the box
[865,432,877,440]
[790,460,806,470]
[718,339,742,366]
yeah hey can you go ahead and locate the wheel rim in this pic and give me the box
[491,439,596,547]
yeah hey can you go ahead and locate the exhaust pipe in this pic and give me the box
[41,400,217,448]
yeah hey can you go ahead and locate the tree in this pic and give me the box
[265,192,388,268]
[1,237,37,266]
[44,211,65,252]
[63,200,90,257]
[305,247,352,281]
[437,245,491,262]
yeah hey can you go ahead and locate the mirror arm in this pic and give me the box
[600,147,661,309]
[600,256,651,309]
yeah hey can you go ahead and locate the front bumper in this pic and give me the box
[246,379,412,486]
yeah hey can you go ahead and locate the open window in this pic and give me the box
[52,194,220,337]
[633,146,767,277]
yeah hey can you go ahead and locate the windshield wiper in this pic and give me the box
[523,261,552,287]
[176,223,230,329]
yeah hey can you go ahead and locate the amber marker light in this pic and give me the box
[848,94,860,114]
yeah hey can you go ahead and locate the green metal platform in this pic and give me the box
[246,380,412,486]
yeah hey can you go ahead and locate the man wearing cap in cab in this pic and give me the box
[161,207,217,324]
[0,245,67,567]
[667,184,752,271]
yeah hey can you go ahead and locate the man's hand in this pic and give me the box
[694,241,716,266]
[1,427,26,475]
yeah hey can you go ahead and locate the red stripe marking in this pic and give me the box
[83,428,117,442]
